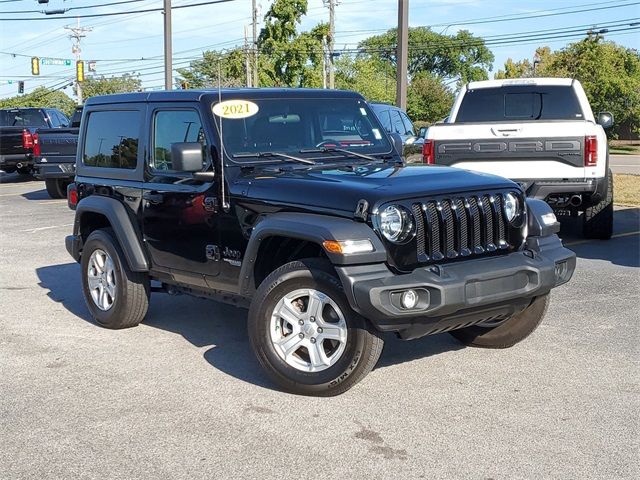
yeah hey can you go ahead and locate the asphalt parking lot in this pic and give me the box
[1,173,638,479]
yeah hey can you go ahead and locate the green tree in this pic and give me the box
[494,47,551,79]
[176,49,246,88]
[335,55,396,104]
[80,74,142,99]
[407,73,455,124]
[357,27,494,84]
[0,87,76,116]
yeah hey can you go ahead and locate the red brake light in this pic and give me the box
[67,183,78,209]
[32,133,41,157]
[585,135,598,167]
[22,129,33,149]
[422,139,435,164]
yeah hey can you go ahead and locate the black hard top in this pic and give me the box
[84,88,365,105]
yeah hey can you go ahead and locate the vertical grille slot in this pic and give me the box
[481,194,495,249]
[440,200,455,257]
[425,202,442,259]
[467,197,482,252]
[454,198,469,255]
[412,203,426,260]
[493,194,506,245]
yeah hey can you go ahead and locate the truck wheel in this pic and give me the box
[449,294,550,348]
[583,170,613,239]
[248,259,384,396]
[45,178,68,199]
[81,228,149,329]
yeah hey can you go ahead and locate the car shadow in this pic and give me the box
[0,171,37,184]
[21,188,51,200]
[558,207,640,268]
[36,262,466,391]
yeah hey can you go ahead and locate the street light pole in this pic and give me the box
[396,0,408,109]
[163,0,172,90]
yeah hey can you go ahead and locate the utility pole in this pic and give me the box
[65,18,91,105]
[322,37,327,89]
[252,0,259,87]
[244,25,252,87]
[163,0,172,90]
[396,0,409,109]
[323,0,337,89]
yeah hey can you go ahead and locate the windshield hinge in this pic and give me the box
[354,199,369,222]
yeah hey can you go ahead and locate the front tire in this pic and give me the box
[248,259,384,396]
[45,178,69,199]
[81,228,150,329]
[583,170,613,239]
[449,294,550,348]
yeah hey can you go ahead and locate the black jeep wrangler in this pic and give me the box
[66,89,576,396]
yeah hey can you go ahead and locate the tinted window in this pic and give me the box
[46,110,60,127]
[56,111,70,127]
[456,86,584,122]
[83,110,140,169]
[0,109,47,127]
[390,110,407,135]
[153,109,205,171]
[375,109,392,132]
[399,111,415,136]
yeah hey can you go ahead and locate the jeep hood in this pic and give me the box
[237,164,519,214]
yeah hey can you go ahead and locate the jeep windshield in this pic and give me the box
[212,97,393,163]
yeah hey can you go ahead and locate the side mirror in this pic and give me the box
[389,132,404,156]
[418,127,427,138]
[596,112,614,129]
[170,142,203,172]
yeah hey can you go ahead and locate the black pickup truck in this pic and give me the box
[34,106,82,198]
[0,107,70,175]
[65,89,576,396]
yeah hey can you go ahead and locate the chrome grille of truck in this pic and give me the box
[412,193,512,262]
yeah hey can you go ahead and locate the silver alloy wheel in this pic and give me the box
[270,288,348,373]
[87,248,116,311]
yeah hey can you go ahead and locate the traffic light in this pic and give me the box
[76,60,85,82]
[18,81,24,94]
[31,57,40,76]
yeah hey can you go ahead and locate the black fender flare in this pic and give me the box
[238,212,387,295]
[74,195,149,272]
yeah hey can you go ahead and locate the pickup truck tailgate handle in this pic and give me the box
[492,127,521,136]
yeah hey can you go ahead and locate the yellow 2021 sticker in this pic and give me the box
[212,100,259,119]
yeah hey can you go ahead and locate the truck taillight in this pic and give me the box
[67,183,78,210]
[422,139,435,164]
[22,129,33,149]
[32,133,40,157]
[585,135,598,167]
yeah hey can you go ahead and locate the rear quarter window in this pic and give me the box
[456,86,584,122]
[83,110,140,169]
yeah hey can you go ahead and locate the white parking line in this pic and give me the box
[20,223,73,233]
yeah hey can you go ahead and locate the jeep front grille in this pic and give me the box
[412,193,511,262]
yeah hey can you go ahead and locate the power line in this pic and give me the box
[0,0,236,21]
[0,0,147,15]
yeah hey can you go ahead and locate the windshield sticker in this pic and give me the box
[213,100,259,119]
[359,107,367,116]
[372,128,382,140]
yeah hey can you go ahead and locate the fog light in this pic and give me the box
[555,261,568,282]
[400,289,418,309]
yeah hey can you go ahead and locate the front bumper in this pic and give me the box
[33,161,75,180]
[336,234,575,339]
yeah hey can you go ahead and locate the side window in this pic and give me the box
[57,111,70,127]
[399,111,415,136]
[390,110,407,135]
[46,110,60,128]
[376,109,392,133]
[152,109,205,172]
[83,110,140,169]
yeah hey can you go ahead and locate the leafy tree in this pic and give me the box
[334,55,396,104]
[176,49,246,88]
[0,87,76,116]
[494,47,551,79]
[80,74,142,99]
[358,27,494,84]
[407,73,455,124]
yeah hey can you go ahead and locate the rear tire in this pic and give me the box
[449,294,550,349]
[583,170,613,239]
[45,178,68,199]
[81,228,150,329]
[248,259,384,396]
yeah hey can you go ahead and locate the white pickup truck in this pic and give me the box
[423,78,614,239]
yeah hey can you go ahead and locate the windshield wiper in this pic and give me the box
[232,151,316,165]
[300,147,383,163]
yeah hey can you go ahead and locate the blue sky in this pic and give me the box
[0,0,638,100]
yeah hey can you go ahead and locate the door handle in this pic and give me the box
[143,192,164,204]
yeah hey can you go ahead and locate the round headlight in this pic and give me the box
[379,205,412,243]
[504,192,519,223]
